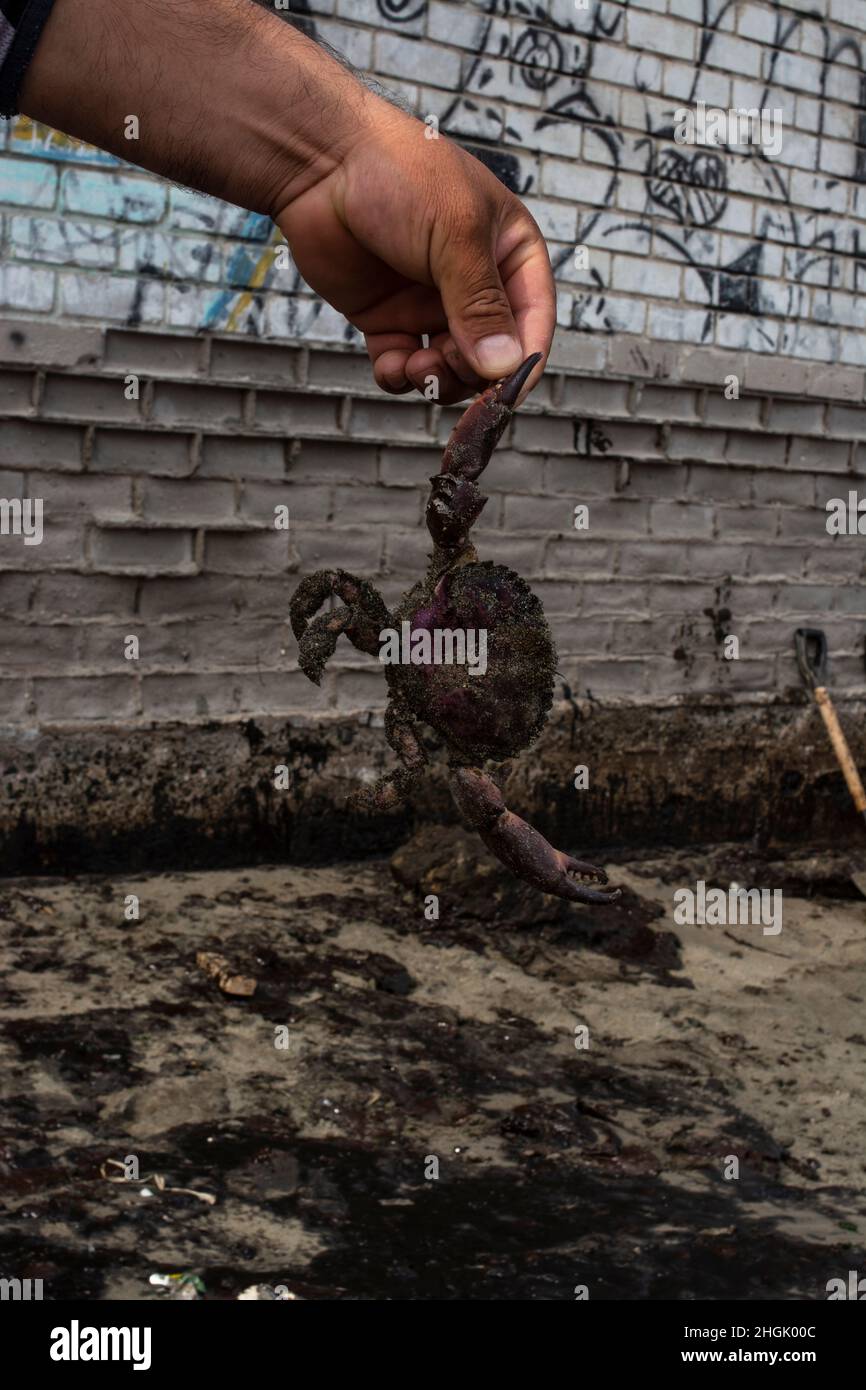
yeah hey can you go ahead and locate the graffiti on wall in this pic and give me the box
[441,0,866,358]
[4,0,866,360]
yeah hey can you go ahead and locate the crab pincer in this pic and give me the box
[451,766,621,906]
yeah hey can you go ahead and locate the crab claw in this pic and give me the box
[441,352,543,483]
[450,766,621,906]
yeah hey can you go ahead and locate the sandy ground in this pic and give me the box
[1,836,865,1301]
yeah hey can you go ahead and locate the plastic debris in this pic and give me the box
[149,1272,207,1298]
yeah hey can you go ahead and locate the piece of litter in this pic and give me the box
[196,950,257,997]
[102,1158,216,1206]
[237,1284,299,1301]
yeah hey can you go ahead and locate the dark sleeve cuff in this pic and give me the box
[0,0,58,118]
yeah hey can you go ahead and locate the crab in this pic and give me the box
[289,355,620,906]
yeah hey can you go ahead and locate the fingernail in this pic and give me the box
[475,334,522,374]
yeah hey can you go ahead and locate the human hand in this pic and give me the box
[276,107,555,404]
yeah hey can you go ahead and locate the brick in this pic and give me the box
[0,263,55,312]
[0,573,34,615]
[622,467,692,511]
[79,617,290,672]
[715,506,779,540]
[104,330,205,377]
[10,214,116,269]
[210,339,303,385]
[596,421,665,459]
[503,495,580,532]
[31,574,137,620]
[0,519,82,570]
[0,321,102,369]
[667,426,727,462]
[743,357,809,395]
[41,374,141,423]
[479,536,546,574]
[29,472,131,517]
[788,436,850,471]
[0,369,35,414]
[0,676,28,718]
[651,502,715,539]
[62,168,165,223]
[306,350,374,391]
[828,406,866,438]
[703,393,763,429]
[377,447,439,489]
[689,464,753,502]
[607,338,677,380]
[138,576,293,621]
[546,334,607,374]
[0,621,77,672]
[0,155,58,207]
[152,382,243,428]
[59,271,162,323]
[290,440,378,484]
[90,527,194,571]
[680,349,744,388]
[92,429,194,476]
[254,389,343,435]
[200,434,286,481]
[753,472,815,506]
[546,540,615,575]
[347,397,430,444]
[331,486,421,526]
[140,479,237,526]
[806,364,864,402]
[747,547,809,579]
[0,419,84,470]
[546,457,624,496]
[141,670,327,719]
[204,530,294,574]
[579,582,646,615]
[635,386,699,422]
[726,431,787,466]
[685,544,755,578]
[574,657,647,696]
[240,482,330,527]
[767,400,825,434]
[34,674,139,720]
[559,378,631,416]
[375,32,461,88]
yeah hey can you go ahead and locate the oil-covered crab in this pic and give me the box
[290,355,620,905]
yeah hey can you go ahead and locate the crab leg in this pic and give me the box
[426,353,542,555]
[450,766,621,905]
[440,352,542,482]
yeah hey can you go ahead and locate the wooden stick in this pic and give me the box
[814,686,866,814]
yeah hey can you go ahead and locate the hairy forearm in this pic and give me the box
[18,0,385,215]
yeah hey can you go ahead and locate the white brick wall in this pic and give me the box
[0,0,865,365]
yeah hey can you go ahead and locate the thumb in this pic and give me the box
[436,236,523,380]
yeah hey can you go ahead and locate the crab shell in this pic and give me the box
[386,560,557,763]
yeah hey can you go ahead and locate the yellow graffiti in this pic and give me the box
[11,117,102,159]
[225,233,281,332]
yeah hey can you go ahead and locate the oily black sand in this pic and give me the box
[1,835,864,1301]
